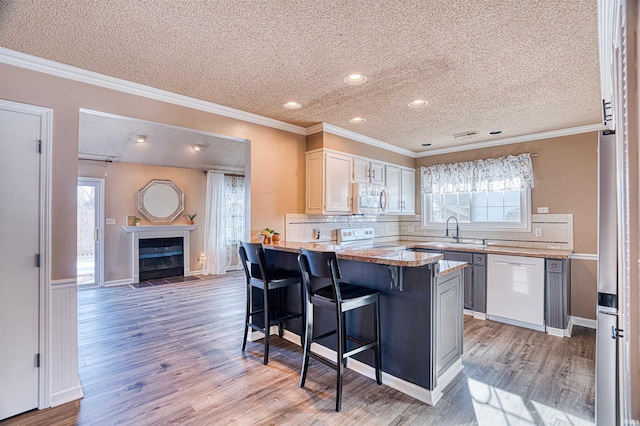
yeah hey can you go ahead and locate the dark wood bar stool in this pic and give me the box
[297,248,382,412]
[239,241,303,365]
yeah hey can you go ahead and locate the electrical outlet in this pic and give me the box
[408,225,415,233]
[535,228,543,237]
[106,218,116,225]
[537,207,549,213]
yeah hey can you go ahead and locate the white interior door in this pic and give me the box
[0,107,41,419]
[77,177,104,288]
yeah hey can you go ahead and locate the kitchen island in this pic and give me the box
[255,241,467,405]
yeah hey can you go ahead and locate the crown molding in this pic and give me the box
[0,47,307,136]
[308,122,417,157]
[306,123,324,135]
[416,123,606,157]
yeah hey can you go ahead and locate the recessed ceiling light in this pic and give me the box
[409,99,428,108]
[283,101,302,110]
[343,74,368,85]
[349,117,366,124]
[421,143,432,147]
[136,135,147,143]
[193,144,206,152]
[489,130,503,135]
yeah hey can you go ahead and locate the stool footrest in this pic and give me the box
[344,341,377,359]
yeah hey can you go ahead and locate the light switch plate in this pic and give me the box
[537,207,549,213]
[408,225,415,232]
[535,228,543,237]
[106,218,116,225]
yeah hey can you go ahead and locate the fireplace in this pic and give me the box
[139,237,184,281]
[122,225,197,284]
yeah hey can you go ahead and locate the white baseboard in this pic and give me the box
[50,384,83,407]
[473,312,487,320]
[463,309,473,316]
[104,278,132,287]
[546,326,569,338]
[281,330,462,406]
[570,315,597,329]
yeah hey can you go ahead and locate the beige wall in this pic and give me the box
[308,132,416,168]
[1,63,306,280]
[417,132,599,319]
[78,162,207,281]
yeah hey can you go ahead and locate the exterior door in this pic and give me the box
[0,106,41,419]
[77,177,104,288]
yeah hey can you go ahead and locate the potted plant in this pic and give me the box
[261,228,275,244]
[184,212,197,225]
[272,232,281,243]
[133,217,141,226]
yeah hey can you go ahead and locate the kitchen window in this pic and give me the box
[421,154,533,231]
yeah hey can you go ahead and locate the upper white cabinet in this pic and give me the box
[353,157,385,185]
[306,150,353,215]
[386,165,415,215]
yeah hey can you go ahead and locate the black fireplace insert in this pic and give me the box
[139,237,184,281]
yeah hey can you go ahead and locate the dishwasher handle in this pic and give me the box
[493,260,537,268]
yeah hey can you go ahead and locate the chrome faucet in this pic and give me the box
[445,216,460,243]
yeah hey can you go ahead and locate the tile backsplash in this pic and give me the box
[285,213,573,250]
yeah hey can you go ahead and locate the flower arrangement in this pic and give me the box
[133,217,141,225]
[261,228,276,243]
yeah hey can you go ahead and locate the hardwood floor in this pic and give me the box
[1,272,595,425]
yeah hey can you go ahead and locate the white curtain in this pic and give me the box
[420,153,534,194]
[224,175,245,270]
[203,172,228,275]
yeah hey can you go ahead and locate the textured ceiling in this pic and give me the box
[0,0,601,153]
[79,112,246,172]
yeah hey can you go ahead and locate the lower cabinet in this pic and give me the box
[435,270,463,376]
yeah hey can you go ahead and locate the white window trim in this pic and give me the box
[421,188,531,232]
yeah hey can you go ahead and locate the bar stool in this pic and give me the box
[297,248,382,412]
[239,241,303,365]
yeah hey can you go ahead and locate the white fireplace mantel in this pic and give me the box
[122,225,198,283]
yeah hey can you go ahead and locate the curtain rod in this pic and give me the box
[203,170,245,177]
[79,158,113,164]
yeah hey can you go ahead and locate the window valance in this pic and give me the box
[420,153,534,194]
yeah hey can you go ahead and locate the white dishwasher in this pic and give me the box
[486,254,545,331]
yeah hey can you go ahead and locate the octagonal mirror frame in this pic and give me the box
[137,179,185,222]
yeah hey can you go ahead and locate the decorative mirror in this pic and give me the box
[137,179,184,222]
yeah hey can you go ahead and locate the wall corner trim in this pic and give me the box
[0,47,307,136]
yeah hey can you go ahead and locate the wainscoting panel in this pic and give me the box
[50,279,83,406]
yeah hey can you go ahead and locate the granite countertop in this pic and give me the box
[437,260,469,277]
[266,239,572,259]
[262,241,444,267]
[406,240,573,259]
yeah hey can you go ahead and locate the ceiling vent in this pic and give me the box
[453,131,479,141]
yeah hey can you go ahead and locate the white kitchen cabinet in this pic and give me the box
[306,150,353,215]
[486,254,545,331]
[353,157,385,185]
[385,165,415,215]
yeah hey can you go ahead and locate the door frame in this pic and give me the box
[77,177,105,288]
[0,99,53,410]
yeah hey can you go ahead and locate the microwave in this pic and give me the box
[352,183,387,215]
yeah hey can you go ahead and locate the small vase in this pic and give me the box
[186,219,194,225]
[263,235,272,244]
[272,234,280,243]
